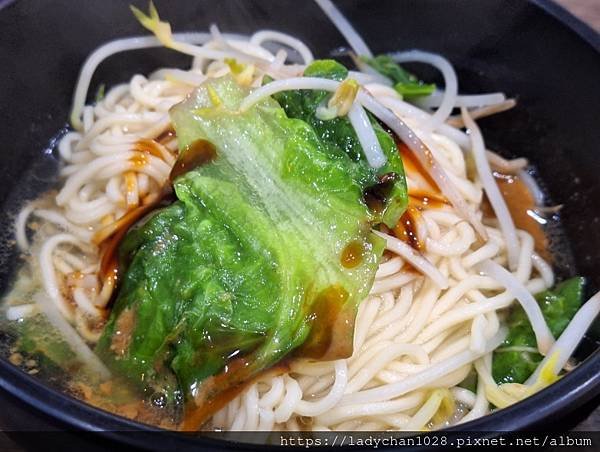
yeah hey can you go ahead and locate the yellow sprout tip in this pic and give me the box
[148,0,159,21]
[538,352,561,386]
[130,3,154,31]
[328,78,360,117]
[225,58,245,75]
[130,1,174,47]
[206,85,222,107]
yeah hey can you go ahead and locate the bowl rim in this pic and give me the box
[532,0,600,52]
[0,0,599,445]
[0,346,598,437]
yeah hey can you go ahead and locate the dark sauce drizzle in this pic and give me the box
[98,137,217,290]
[341,241,364,268]
[169,139,217,182]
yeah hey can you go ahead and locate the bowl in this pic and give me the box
[0,0,599,448]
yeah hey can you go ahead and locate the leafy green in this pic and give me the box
[96,75,397,419]
[18,316,76,367]
[10,314,86,384]
[492,277,585,384]
[273,59,408,228]
[458,368,478,393]
[94,83,106,103]
[361,55,436,98]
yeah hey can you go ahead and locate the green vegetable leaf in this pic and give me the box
[305,59,348,81]
[361,55,436,99]
[492,277,585,384]
[19,316,75,367]
[458,368,478,393]
[272,59,408,228]
[94,83,106,103]
[96,75,390,423]
[13,314,86,383]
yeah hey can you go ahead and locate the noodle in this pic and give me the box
[461,107,519,269]
[390,51,458,132]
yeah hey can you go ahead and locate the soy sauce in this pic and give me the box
[169,139,217,182]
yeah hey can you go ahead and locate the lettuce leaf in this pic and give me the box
[272,60,408,228]
[492,277,585,384]
[96,75,402,423]
[361,55,436,98]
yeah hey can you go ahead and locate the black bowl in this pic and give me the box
[0,0,599,449]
